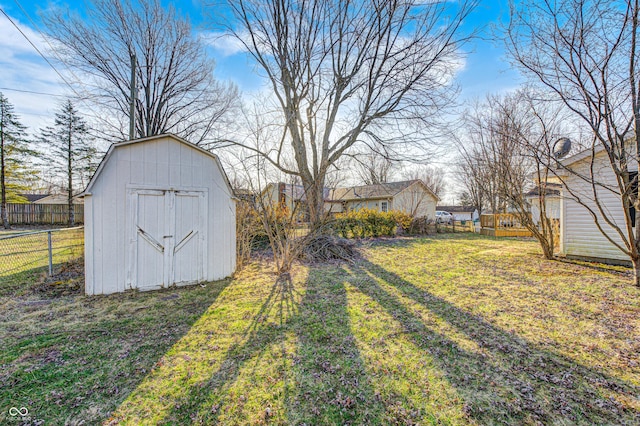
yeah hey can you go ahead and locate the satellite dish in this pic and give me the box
[553,137,572,159]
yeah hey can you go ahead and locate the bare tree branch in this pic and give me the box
[216,0,476,225]
[43,0,238,144]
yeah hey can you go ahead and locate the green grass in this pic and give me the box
[1,234,639,424]
[0,227,84,280]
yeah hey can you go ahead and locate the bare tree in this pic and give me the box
[456,98,510,214]
[217,0,476,226]
[456,161,487,213]
[43,0,238,144]
[507,0,640,285]
[402,165,446,198]
[457,90,569,259]
[349,144,395,186]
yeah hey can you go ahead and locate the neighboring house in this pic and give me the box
[436,205,479,221]
[557,145,633,264]
[33,194,84,205]
[234,188,258,206]
[261,182,333,222]
[332,180,439,218]
[18,193,50,203]
[83,134,236,295]
[261,179,439,220]
[524,183,561,224]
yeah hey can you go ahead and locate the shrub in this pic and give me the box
[236,202,292,268]
[389,211,413,234]
[407,216,435,235]
[332,208,412,238]
[236,201,263,269]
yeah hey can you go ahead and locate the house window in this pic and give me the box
[381,201,388,212]
[630,172,638,228]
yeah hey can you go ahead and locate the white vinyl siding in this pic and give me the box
[560,151,633,263]
[393,182,437,218]
[84,135,235,295]
[345,200,382,212]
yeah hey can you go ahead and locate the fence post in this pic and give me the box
[47,231,53,276]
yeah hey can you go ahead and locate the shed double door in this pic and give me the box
[127,189,207,290]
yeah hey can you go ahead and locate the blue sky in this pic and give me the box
[0,0,523,134]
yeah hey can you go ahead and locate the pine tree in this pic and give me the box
[39,100,96,226]
[0,93,31,229]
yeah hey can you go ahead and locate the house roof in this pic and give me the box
[558,144,605,168]
[273,183,332,202]
[34,194,84,204]
[524,183,562,197]
[235,188,257,198]
[436,205,478,213]
[559,130,638,167]
[332,180,438,201]
[18,193,50,203]
[83,133,235,196]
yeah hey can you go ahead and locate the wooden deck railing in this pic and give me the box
[480,213,532,237]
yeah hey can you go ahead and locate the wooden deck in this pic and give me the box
[480,213,533,237]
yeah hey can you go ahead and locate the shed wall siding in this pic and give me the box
[86,136,235,295]
[561,153,631,262]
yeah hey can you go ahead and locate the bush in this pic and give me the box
[236,202,292,268]
[332,208,413,238]
[236,201,262,269]
[408,216,435,235]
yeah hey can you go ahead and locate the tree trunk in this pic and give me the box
[632,255,640,287]
[303,179,325,229]
[0,203,8,229]
[0,127,9,230]
[540,239,554,260]
[68,129,74,227]
[539,216,555,260]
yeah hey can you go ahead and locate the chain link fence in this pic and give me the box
[0,227,84,279]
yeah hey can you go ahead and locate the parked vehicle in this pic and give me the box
[435,210,453,224]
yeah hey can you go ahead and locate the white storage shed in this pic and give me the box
[83,134,236,295]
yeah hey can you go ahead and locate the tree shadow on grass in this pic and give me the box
[1,279,231,425]
[347,258,640,425]
[285,267,385,425]
[151,269,384,424]
[162,274,299,423]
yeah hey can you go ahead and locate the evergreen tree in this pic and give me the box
[0,93,32,229]
[39,100,96,226]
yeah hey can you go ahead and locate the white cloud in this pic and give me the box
[201,31,249,57]
[0,15,68,132]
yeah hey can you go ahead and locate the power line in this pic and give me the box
[0,8,82,100]
[10,0,95,96]
[3,5,132,142]
[0,87,68,98]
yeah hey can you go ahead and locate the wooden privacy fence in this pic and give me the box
[480,213,533,237]
[5,203,84,225]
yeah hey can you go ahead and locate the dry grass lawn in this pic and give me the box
[1,234,639,425]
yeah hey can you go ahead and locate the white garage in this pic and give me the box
[83,134,236,295]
